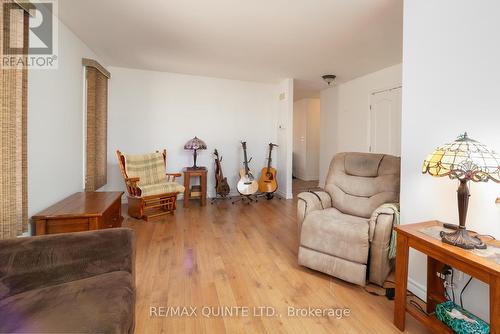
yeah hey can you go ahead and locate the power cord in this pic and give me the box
[407,290,435,316]
[442,265,454,302]
[444,265,475,309]
[362,280,400,297]
[460,276,474,308]
[450,269,455,303]
[362,281,436,316]
[476,234,496,240]
[409,300,435,316]
[363,286,413,297]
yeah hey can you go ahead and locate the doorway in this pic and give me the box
[292,98,321,195]
[369,86,402,156]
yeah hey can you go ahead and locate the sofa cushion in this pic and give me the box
[300,207,369,264]
[0,271,134,334]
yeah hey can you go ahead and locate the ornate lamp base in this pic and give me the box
[440,228,486,250]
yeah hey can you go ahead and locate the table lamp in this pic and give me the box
[422,133,500,249]
[184,136,207,169]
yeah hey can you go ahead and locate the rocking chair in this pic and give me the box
[116,149,184,220]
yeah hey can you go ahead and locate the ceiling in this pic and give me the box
[58,0,403,100]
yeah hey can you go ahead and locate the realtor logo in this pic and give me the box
[2,0,58,69]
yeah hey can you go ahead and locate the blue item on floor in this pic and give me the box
[436,301,489,334]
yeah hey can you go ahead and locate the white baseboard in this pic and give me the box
[407,277,426,301]
[276,189,293,199]
[276,190,286,198]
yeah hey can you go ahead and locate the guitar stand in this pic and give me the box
[210,195,231,205]
[256,192,282,201]
[231,194,258,205]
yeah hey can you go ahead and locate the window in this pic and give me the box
[0,1,29,238]
[83,58,110,191]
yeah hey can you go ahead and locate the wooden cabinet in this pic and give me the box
[32,192,124,236]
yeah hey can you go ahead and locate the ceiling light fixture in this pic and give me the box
[322,74,337,86]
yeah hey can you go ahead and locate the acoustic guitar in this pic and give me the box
[236,142,259,196]
[258,143,278,196]
[213,149,230,197]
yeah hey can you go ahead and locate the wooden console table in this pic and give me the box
[394,221,500,333]
[32,192,124,235]
[183,167,207,208]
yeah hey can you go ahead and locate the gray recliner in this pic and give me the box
[297,152,400,286]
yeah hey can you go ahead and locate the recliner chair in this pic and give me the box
[297,152,400,286]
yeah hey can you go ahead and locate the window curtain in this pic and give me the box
[84,59,110,191]
[0,1,29,238]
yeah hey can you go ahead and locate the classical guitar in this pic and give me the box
[213,149,230,197]
[236,142,259,196]
[258,143,278,195]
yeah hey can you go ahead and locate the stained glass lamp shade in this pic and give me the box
[184,137,207,169]
[422,133,500,249]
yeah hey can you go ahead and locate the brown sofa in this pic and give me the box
[0,228,135,333]
[297,152,400,286]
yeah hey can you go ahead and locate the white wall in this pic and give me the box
[28,20,99,217]
[101,67,286,198]
[293,98,320,181]
[402,0,500,322]
[319,88,338,186]
[319,64,402,184]
[275,79,294,199]
[293,100,307,179]
[306,99,320,181]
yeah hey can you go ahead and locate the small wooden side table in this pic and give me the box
[183,167,207,208]
[394,221,500,333]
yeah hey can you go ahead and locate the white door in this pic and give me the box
[369,87,402,155]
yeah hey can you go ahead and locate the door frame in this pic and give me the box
[368,84,402,153]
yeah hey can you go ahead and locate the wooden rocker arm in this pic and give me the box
[125,177,141,196]
[125,177,140,184]
[166,173,182,182]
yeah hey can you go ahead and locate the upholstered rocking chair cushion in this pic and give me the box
[124,152,184,196]
[124,152,168,186]
[140,181,185,197]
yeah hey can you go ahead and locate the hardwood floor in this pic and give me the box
[124,197,429,334]
[292,179,321,195]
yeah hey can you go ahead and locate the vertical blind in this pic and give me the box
[84,59,110,191]
[0,1,29,238]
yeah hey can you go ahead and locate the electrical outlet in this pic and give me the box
[444,281,455,289]
[436,272,446,280]
[442,265,452,276]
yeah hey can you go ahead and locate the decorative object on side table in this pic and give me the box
[422,132,500,249]
[184,136,207,169]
